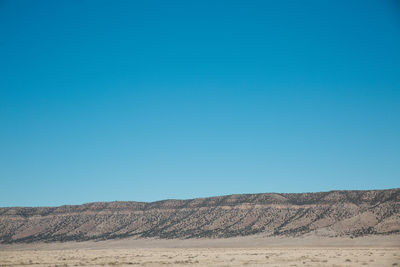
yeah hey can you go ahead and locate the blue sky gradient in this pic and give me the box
[1,0,399,206]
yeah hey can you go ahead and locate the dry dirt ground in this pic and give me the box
[1,235,399,266]
[1,247,400,266]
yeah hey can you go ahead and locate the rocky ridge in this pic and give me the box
[0,189,399,243]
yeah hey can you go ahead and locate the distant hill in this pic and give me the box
[0,189,399,243]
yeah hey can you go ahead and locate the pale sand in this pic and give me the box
[1,235,399,266]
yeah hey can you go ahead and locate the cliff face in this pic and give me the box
[0,189,399,243]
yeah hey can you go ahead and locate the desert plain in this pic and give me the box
[1,235,399,266]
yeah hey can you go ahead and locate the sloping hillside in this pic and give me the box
[0,189,399,243]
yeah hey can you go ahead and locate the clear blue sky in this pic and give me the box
[1,0,399,207]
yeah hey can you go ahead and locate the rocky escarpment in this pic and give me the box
[0,189,399,243]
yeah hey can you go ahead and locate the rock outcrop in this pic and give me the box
[0,189,399,243]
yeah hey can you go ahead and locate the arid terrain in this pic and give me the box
[1,189,399,243]
[0,189,399,266]
[1,247,399,266]
[0,235,399,266]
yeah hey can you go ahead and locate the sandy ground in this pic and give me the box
[1,247,400,266]
[1,235,399,266]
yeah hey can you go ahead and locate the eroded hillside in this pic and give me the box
[0,189,399,243]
